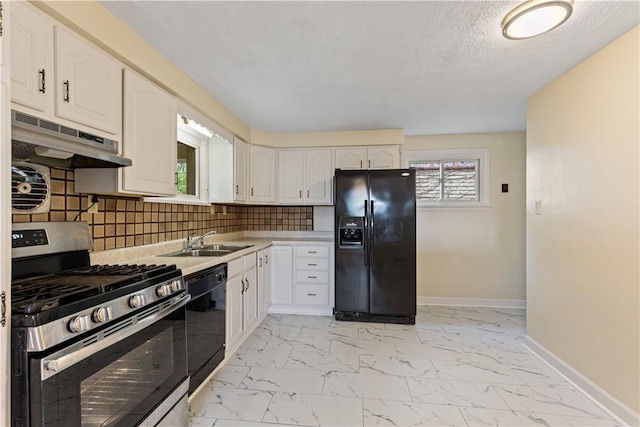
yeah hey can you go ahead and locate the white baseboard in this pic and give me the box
[417,296,525,309]
[268,305,333,316]
[524,335,639,427]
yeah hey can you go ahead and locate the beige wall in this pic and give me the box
[34,0,251,141]
[526,26,639,414]
[252,128,405,147]
[404,133,526,301]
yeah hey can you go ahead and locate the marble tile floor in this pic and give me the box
[188,306,619,427]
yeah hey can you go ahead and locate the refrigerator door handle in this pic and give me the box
[370,200,374,262]
[363,200,368,266]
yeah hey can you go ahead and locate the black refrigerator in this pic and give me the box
[334,168,417,324]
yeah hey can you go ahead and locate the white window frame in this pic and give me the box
[145,116,210,205]
[402,148,491,209]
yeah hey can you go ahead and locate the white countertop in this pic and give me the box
[90,231,334,277]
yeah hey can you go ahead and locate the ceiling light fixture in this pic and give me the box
[502,0,573,40]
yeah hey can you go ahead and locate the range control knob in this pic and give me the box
[68,315,91,333]
[216,273,225,282]
[43,360,59,372]
[129,294,146,309]
[170,279,182,293]
[93,306,113,323]
[156,284,171,297]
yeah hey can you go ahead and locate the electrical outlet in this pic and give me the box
[87,195,99,214]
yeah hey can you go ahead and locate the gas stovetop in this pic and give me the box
[12,264,176,315]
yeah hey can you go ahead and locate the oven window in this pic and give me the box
[80,328,174,427]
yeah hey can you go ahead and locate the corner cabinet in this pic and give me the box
[75,70,177,197]
[248,145,277,203]
[233,137,248,202]
[278,148,333,205]
[335,146,399,170]
[269,242,334,315]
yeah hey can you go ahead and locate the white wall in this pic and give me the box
[526,26,639,417]
[404,133,526,303]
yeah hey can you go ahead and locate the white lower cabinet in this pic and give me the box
[226,252,259,353]
[257,247,272,318]
[269,242,334,315]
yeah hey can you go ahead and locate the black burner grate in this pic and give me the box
[11,264,174,315]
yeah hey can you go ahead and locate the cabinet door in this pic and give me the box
[54,27,120,134]
[367,146,399,169]
[263,247,272,313]
[10,2,53,112]
[278,150,304,204]
[122,70,177,196]
[257,249,272,318]
[305,149,333,204]
[234,137,247,202]
[243,267,258,331]
[249,145,277,203]
[335,147,366,170]
[271,245,293,305]
[226,274,245,351]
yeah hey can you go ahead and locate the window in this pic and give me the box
[402,149,490,208]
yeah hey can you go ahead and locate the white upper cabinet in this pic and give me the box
[54,27,121,135]
[367,146,400,169]
[335,146,400,170]
[249,145,277,203]
[10,2,121,137]
[10,1,53,113]
[305,149,333,204]
[75,70,177,196]
[121,70,177,196]
[278,148,333,205]
[278,149,305,204]
[234,137,248,202]
[334,147,366,170]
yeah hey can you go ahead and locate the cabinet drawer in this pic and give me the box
[296,246,329,258]
[295,284,329,305]
[296,270,329,284]
[295,257,329,271]
[244,253,256,270]
[228,257,244,278]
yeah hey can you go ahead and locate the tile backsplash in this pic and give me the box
[12,168,313,251]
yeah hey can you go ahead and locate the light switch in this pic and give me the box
[535,201,542,215]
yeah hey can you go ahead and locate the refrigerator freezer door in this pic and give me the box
[369,169,416,316]
[334,170,369,314]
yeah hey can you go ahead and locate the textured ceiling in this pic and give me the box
[100,1,639,136]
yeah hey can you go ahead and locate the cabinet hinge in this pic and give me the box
[0,2,4,37]
[1,291,7,327]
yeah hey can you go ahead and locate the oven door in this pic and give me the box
[30,294,189,427]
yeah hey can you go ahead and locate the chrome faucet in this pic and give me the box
[186,231,217,250]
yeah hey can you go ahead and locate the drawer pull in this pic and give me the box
[308,276,317,279]
[307,293,317,296]
[308,263,317,266]
[308,251,317,254]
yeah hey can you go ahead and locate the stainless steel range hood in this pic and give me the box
[11,110,132,169]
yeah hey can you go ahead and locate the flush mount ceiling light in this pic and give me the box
[502,0,573,40]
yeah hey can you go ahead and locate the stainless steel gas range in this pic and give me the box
[11,222,190,427]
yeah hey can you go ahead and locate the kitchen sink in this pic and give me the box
[159,244,253,257]
[171,249,232,257]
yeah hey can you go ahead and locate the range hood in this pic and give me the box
[11,110,132,169]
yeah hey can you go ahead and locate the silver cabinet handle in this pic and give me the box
[241,278,245,294]
[360,160,363,168]
[245,278,249,290]
[307,293,317,296]
[308,263,317,266]
[299,190,302,198]
[235,184,239,194]
[369,159,371,168]
[265,254,269,264]
[251,188,254,196]
[307,190,310,198]
[308,251,317,254]
[308,276,317,279]
[259,257,263,267]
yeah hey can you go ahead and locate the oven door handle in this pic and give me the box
[40,293,191,381]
